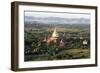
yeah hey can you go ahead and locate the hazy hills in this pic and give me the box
[25,16,90,25]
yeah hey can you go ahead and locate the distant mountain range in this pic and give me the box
[25,16,90,25]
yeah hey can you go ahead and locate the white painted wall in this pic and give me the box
[0,0,99,73]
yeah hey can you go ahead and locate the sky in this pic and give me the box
[25,11,90,19]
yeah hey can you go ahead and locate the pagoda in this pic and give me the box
[47,28,59,43]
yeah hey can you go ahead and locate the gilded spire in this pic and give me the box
[52,27,59,38]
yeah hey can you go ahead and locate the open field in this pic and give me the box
[25,48,90,61]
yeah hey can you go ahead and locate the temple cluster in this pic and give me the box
[43,28,64,48]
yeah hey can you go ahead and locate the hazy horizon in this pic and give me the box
[24,11,90,25]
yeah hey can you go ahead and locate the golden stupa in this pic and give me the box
[47,27,59,43]
[46,27,64,48]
